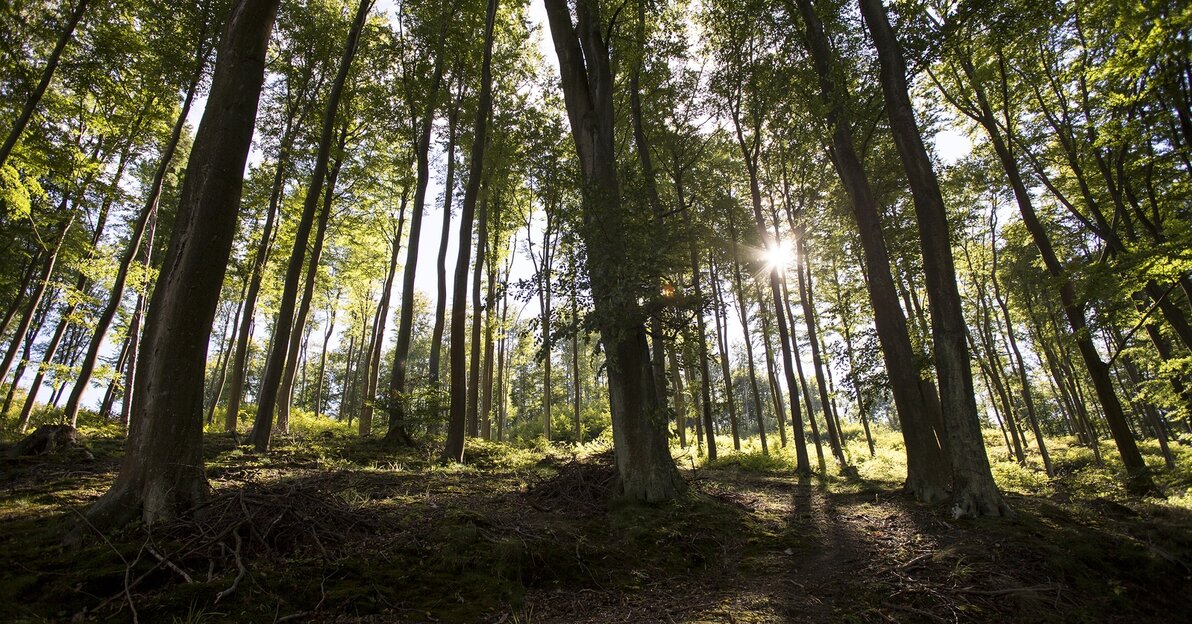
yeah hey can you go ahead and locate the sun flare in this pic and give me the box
[762,240,794,273]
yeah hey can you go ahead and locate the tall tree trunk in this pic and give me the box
[0,0,91,170]
[313,290,340,419]
[360,209,406,436]
[466,195,487,438]
[121,211,158,430]
[480,249,497,440]
[859,0,1008,514]
[794,238,845,465]
[677,176,717,460]
[755,279,789,447]
[83,0,281,529]
[544,0,683,500]
[709,258,741,450]
[794,0,949,500]
[495,283,510,442]
[384,6,454,446]
[248,0,370,452]
[952,49,1151,492]
[831,259,875,456]
[224,110,300,433]
[782,274,825,465]
[443,0,497,462]
[989,232,1052,476]
[276,147,344,434]
[733,128,809,474]
[62,43,208,426]
[728,238,767,454]
[570,249,582,441]
[429,90,462,424]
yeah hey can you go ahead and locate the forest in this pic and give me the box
[0,0,1190,621]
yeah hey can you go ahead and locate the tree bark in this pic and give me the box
[443,0,497,462]
[83,0,281,529]
[248,0,370,451]
[544,0,683,500]
[793,0,949,500]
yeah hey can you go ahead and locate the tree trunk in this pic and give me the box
[443,0,497,462]
[755,279,789,448]
[794,238,845,465]
[248,0,369,452]
[360,212,405,435]
[224,107,299,433]
[384,11,452,446]
[0,0,91,170]
[313,290,339,419]
[83,0,281,529]
[466,195,487,438]
[429,89,462,425]
[276,147,344,434]
[709,258,741,450]
[544,0,683,500]
[794,0,949,500]
[678,176,717,461]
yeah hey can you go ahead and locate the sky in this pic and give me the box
[60,0,973,414]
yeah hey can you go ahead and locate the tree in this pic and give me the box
[858,0,1008,515]
[84,0,282,527]
[543,0,684,502]
[443,0,497,462]
[248,0,373,452]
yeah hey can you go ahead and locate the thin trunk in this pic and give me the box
[709,257,741,450]
[248,0,370,452]
[728,220,767,455]
[429,90,462,422]
[756,279,789,447]
[313,292,340,419]
[63,47,208,426]
[277,145,346,433]
[678,176,717,460]
[795,0,948,499]
[794,238,845,465]
[361,210,406,436]
[0,0,91,170]
[466,195,487,438]
[385,4,454,445]
[443,0,497,462]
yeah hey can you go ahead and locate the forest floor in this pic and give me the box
[1,427,1191,623]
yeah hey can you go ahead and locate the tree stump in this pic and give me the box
[11,424,91,459]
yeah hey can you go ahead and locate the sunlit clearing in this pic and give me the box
[762,240,794,273]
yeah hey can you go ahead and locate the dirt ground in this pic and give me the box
[1,433,1189,623]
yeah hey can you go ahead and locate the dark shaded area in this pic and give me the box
[0,433,1189,622]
